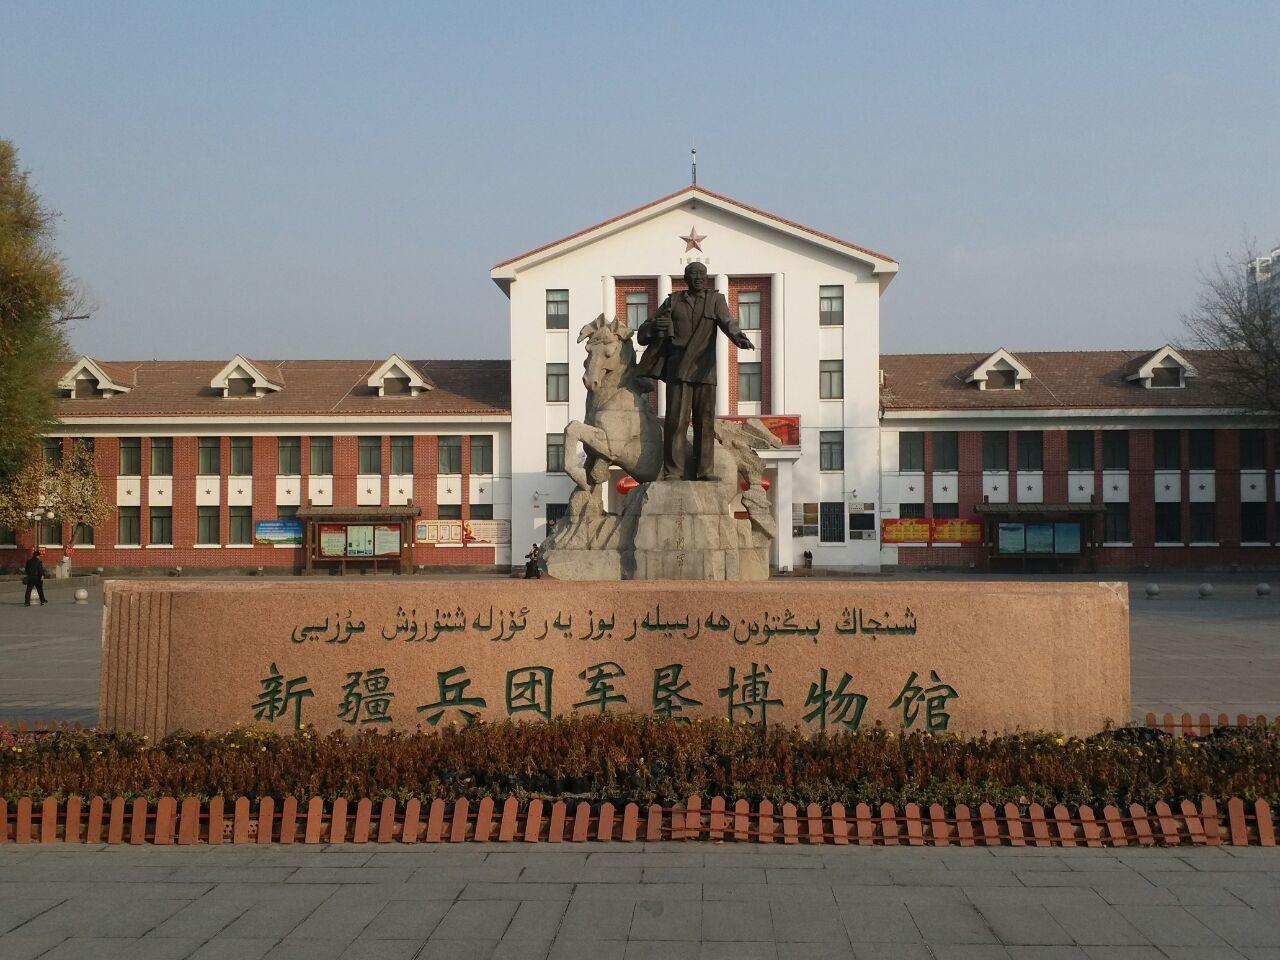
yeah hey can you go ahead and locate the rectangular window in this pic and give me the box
[277,505,298,522]
[899,502,926,519]
[819,360,843,399]
[119,438,142,476]
[1241,502,1267,543]
[737,362,761,402]
[118,507,140,546]
[545,289,569,329]
[230,437,253,475]
[793,502,819,538]
[438,436,462,475]
[1151,366,1181,387]
[982,432,1008,471]
[150,437,172,476]
[546,433,565,473]
[932,502,959,520]
[625,291,649,330]
[819,502,845,542]
[1016,431,1043,471]
[310,436,333,475]
[438,504,462,520]
[470,435,493,474]
[1154,430,1181,470]
[819,431,844,471]
[546,363,569,402]
[1102,431,1129,470]
[0,526,17,546]
[1104,502,1130,543]
[149,506,172,546]
[39,518,60,546]
[73,523,94,547]
[546,503,568,529]
[1239,430,1266,470]
[358,436,381,474]
[932,432,958,472]
[42,437,63,465]
[198,437,221,475]
[819,285,843,326]
[469,503,494,520]
[1188,429,1215,470]
[736,290,760,330]
[1154,502,1182,544]
[390,436,413,474]
[1067,431,1094,470]
[1189,502,1215,543]
[278,437,301,475]
[197,507,219,545]
[898,433,924,471]
[229,506,252,545]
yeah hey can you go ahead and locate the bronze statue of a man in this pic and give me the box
[636,262,755,480]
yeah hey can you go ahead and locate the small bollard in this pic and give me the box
[1258,583,1272,598]
[1144,583,1160,599]
[1198,582,1214,599]
[73,588,89,604]
[256,566,264,576]
[173,566,182,577]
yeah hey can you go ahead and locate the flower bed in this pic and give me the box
[3,715,1277,809]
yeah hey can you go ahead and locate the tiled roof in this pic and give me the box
[57,359,510,418]
[879,350,1236,411]
[493,185,897,270]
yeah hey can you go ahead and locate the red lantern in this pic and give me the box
[739,478,771,491]
[616,475,639,496]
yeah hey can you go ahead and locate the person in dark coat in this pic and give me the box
[24,548,48,606]
[523,544,541,580]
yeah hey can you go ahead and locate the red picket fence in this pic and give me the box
[1144,712,1273,736]
[0,795,1274,847]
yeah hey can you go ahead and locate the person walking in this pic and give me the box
[523,543,541,579]
[24,548,48,606]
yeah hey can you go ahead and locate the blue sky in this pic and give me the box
[3,1,1278,360]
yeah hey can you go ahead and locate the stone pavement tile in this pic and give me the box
[40,937,205,960]
[167,865,298,884]
[1160,948,1250,959]
[630,900,701,941]
[892,868,1024,887]
[848,945,932,960]
[523,865,642,884]
[0,936,68,960]
[0,862,181,883]
[504,901,567,941]
[698,941,778,960]
[286,867,416,885]
[976,903,1073,945]
[365,849,495,867]
[795,866,893,886]
[703,882,833,904]
[965,887,1105,907]
[151,891,260,939]
[1189,905,1280,947]
[1078,948,1166,959]
[769,899,849,943]
[261,939,358,960]
[362,899,451,939]
[432,900,520,940]
[463,882,574,900]
[702,901,774,942]
[625,941,701,960]
[907,902,999,945]
[1003,948,1090,959]
[1234,888,1280,909]
[832,882,967,905]
[408,864,526,883]
[337,939,425,959]
[362,880,465,900]
[288,889,391,942]
[927,946,1013,959]
[1114,904,1230,946]
[644,867,763,885]
[0,882,97,899]
[838,902,921,943]
[188,939,278,960]
[1043,902,1149,946]
[775,942,855,960]
[492,941,553,960]
[587,852,701,869]
[419,942,501,960]
[1145,871,1280,888]
[574,883,699,902]
[738,854,826,870]
[218,888,341,939]
[0,898,65,934]
[548,941,626,960]
[247,849,372,868]
[1020,871,1149,888]
[555,899,634,940]
[14,898,193,939]
[1242,949,1280,959]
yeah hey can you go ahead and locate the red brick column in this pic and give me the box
[381,435,393,508]
[461,437,473,520]
[957,432,983,517]
[412,435,439,567]
[137,436,151,547]
[173,437,198,555]
[333,436,356,507]
[1179,430,1191,545]
[299,436,311,503]
[727,277,771,415]
[96,437,119,549]
[1130,430,1155,548]
[922,432,935,516]
[1043,430,1068,503]
[1092,431,1104,503]
[1215,429,1240,546]
[253,435,277,525]
[1007,430,1019,503]
[218,437,231,544]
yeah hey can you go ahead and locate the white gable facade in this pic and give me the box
[494,187,898,572]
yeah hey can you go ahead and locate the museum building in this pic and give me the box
[3,186,1278,572]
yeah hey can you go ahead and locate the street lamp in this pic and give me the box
[25,506,54,550]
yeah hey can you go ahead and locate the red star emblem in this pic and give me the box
[680,227,706,252]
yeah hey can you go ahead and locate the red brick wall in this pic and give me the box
[727,277,771,415]
[615,278,658,330]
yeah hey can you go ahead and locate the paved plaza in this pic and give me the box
[1,841,1279,960]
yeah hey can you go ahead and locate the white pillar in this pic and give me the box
[773,459,794,572]
[601,275,616,322]
[656,275,672,417]
[715,272,730,415]
[771,272,785,414]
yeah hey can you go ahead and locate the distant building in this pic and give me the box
[1248,246,1280,300]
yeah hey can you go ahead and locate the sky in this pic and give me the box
[3,0,1278,361]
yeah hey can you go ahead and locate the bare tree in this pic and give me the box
[1181,245,1279,415]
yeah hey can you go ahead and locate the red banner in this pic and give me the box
[931,519,983,544]
[881,518,931,543]
[881,518,983,545]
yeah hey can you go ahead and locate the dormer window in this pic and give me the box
[1150,365,1182,388]
[73,376,102,399]
[210,356,283,398]
[383,376,412,396]
[367,355,433,397]
[58,357,132,399]
[1124,345,1195,390]
[986,367,1017,390]
[965,349,1031,391]
[227,376,254,397]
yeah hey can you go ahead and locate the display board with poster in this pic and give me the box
[318,524,347,558]
[373,524,401,557]
[255,520,303,547]
[880,518,931,543]
[346,525,374,558]
[1025,522,1055,554]
[931,519,982,544]
[997,523,1025,554]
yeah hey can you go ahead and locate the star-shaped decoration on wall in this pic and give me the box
[1250,483,1258,490]
[1026,484,1033,491]
[125,488,134,496]
[941,485,949,492]
[1198,483,1206,491]
[1077,484,1086,491]
[236,488,243,495]
[285,488,292,495]
[907,485,916,493]
[1163,484,1171,491]
[680,227,706,252]
[204,488,212,496]
[1112,484,1119,491]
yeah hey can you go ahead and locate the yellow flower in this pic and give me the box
[1054,737,1065,746]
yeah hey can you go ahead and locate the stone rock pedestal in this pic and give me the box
[541,480,769,581]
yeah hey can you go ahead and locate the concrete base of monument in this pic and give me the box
[540,480,771,581]
[101,579,1130,739]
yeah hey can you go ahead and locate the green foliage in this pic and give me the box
[1,715,1276,808]
[0,140,75,483]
